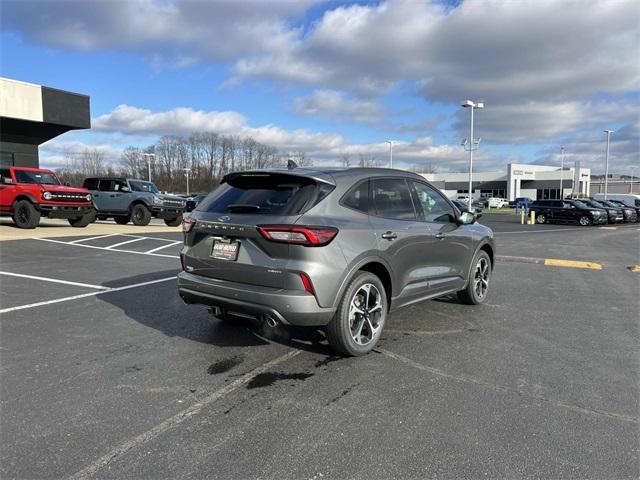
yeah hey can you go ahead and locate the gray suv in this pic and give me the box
[83,177,185,226]
[177,167,495,355]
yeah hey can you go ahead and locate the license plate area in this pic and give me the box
[210,238,239,261]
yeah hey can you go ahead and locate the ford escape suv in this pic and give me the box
[177,167,495,356]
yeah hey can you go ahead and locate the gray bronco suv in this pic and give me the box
[83,177,185,226]
[178,167,495,355]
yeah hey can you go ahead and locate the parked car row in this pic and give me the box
[530,197,639,226]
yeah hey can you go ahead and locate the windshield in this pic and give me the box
[129,180,160,194]
[14,170,61,185]
[574,200,590,208]
[584,200,604,207]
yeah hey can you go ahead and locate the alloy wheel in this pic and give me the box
[16,205,29,224]
[473,257,490,300]
[349,283,383,346]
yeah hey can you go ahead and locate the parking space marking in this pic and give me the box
[105,237,148,249]
[543,258,603,270]
[144,241,183,254]
[378,348,639,425]
[0,276,176,314]
[33,238,179,259]
[67,349,301,480]
[68,233,124,244]
[0,271,108,290]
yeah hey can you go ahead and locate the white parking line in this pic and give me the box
[68,233,123,244]
[144,241,183,254]
[105,237,148,249]
[32,238,180,259]
[0,276,176,314]
[0,271,108,290]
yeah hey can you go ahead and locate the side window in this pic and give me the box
[371,178,416,220]
[98,180,114,192]
[84,178,99,190]
[342,180,369,213]
[0,168,12,183]
[113,180,128,192]
[411,181,456,223]
[562,201,573,209]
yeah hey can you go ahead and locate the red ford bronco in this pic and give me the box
[0,167,95,229]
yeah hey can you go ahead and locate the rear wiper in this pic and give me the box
[227,204,264,213]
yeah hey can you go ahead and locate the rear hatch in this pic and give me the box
[183,171,334,289]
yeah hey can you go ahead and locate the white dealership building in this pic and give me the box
[421,162,591,201]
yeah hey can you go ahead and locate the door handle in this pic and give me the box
[435,232,446,240]
[381,231,397,240]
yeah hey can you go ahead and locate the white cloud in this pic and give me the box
[292,90,387,123]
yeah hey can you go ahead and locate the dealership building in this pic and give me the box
[0,77,90,169]
[422,162,592,201]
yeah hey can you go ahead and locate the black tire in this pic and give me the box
[68,210,95,228]
[325,271,388,356]
[535,213,547,224]
[12,200,40,229]
[130,204,151,226]
[114,216,130,225]
[457,250,492,305]
[578,215,591,226]
[164,215,182,227]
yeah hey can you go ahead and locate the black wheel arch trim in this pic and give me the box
[331,255,395,309]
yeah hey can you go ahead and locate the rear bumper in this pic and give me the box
[177,271,336,326]
[39,204,94,219]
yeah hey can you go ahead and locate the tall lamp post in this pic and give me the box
[143,153,155,182]
[385,140,393,169]
[603,130,613,200]
[183,168,192,196]
[559,147,565,199]
[461,100,484,212]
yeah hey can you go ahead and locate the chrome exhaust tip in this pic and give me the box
[264,314,279,328]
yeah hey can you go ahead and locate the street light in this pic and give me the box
[385,140,393,169]
[142,153,155,182]
[604,130,613,200]
[461,99,484,212]
[559,147,565,199]
[183,167,192,196]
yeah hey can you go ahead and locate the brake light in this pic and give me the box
[299,273,315,295]
[257,225,338,246]
[182,216,196,233]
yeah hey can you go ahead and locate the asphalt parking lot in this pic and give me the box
[1,215,639,479]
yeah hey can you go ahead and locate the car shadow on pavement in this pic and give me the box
[100,271,334,355]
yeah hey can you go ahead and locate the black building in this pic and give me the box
[0,77,90,168]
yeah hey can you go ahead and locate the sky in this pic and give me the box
[1,0,638,174]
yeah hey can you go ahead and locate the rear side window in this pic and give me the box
[0,168,11,183]
[84,178,99,190]
[197,173,333,215]
[98,180,114,192]
[371,178,416,220]
[342,180,369,213]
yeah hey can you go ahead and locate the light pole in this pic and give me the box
[385,140,393,169]
[183,168,192,196]
[461,99,484,212]
[630,165,637,194]
[143,153,155,182]
[604,130,613,200]
[559,147,565,199]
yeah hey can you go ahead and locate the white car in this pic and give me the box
[488,197,509,208]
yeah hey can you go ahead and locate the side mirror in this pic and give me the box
[120,186,131,193]
[65,182,71,187]
[458,211,476,225]
[2,177,13,184]
[475,212,483,220]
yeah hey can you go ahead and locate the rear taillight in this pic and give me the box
[257,225,338,246]
[182,216,196,233]
[299,273,315,295]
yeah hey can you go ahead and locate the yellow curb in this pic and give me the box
[544,258,603,270]
[628,265,640,273]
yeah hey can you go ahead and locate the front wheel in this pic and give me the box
[131,204,151,226]
[164,215,182,227]
[68,211,95,228]
[12,200,40,229]
[325,272,387,356]
[458,251,492,305]
[578,215,591,226]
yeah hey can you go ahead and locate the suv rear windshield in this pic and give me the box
[197,173,333,215]
[14,170,60,185]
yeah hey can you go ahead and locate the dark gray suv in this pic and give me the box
[178,167,495,355]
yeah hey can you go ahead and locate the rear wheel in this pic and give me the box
[114,216,130,225]
[68,211,95,228]
[458,250,492,305]
[535,213,547,224]
[12,200,40,229]
[325,272,387,356]
[164,215,182,227]
[131,204,151,226]
[578,215,591,226]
